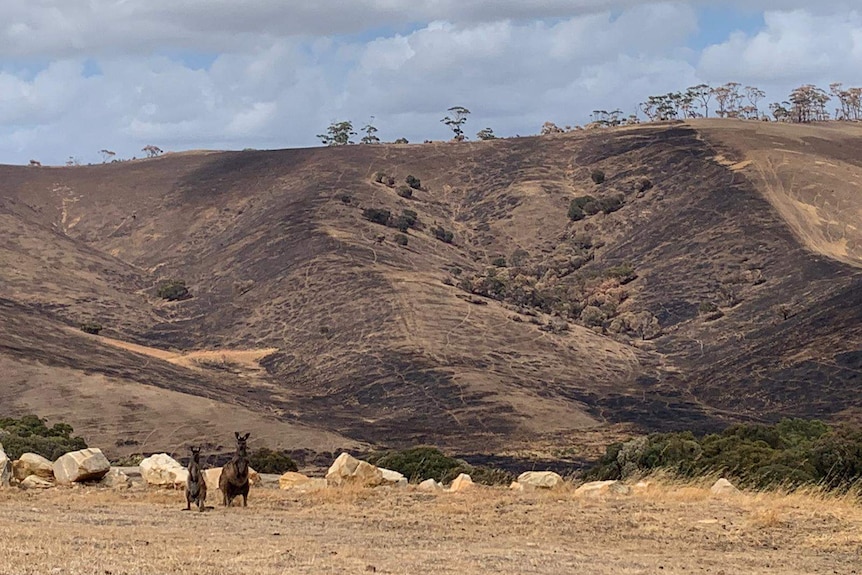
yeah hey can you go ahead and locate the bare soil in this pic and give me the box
[0,481,860,574]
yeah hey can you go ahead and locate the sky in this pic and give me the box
[0,1,860,165]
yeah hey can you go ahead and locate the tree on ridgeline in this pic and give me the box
[441,106,470,141]
[318,121,356,145]
[829,83,862,121]
[360,117,380,144]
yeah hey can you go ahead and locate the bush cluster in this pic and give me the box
[433,225,454,244]
[0,414,88,460]
[247,448,299,474]
[80,322,103,335]
[405,175,421,189]
[157,279,191,301]
[363,446,513,485]
[363,207,419,234]
[584,419,862,491]
[591,169,606,184]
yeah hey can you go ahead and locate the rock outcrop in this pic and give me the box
[517,471,565,490]
[278,471,326,492]
[574,480,631,498]
[448,473,474,492]
[418,478,444,492]
[20,475,53,489]
[325,453,383,487]
[710,478,739,496]
[379,468,408,486]
[13,453,54,481]
[139,453,188,488]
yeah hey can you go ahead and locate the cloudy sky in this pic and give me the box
[1,1,860,165]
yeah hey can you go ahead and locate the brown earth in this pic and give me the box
[0,119,860,462]
[0,481,860,574]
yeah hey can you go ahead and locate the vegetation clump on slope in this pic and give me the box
[363,446,514,485]
[0,414,88,460]
[585,419,862,492]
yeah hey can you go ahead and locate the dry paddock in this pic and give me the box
[1,481,860,575]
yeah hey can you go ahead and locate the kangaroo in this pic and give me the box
[185,446,207,512]
[219,432,250,507]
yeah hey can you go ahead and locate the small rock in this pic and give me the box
[574,480,631,498]
[53,448,111,485]
[710,478,739,496]
[379,468,408,486]
[0,444,11,488]
[325,453,383,487]
[99,468,131,489]
[509,481,525,492]
[278,471,325,493]
[139,453,188,488]
[517,471,564,490]
[418,478,443,492]
[20,475,53,490]
[448,473,474,493]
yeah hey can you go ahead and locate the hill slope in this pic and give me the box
[1,120,860,459]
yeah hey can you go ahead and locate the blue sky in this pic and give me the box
[0,1,859,165]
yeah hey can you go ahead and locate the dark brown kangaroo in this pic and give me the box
[185,446,207,512]
[219,432,250,507]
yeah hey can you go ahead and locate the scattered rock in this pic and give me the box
[53,448,111,485]
[100,468,131,489]
[0,444,11,488]
[13,453,55,481]
[20,475,54,490]
[418,478,443,492]
[710,478,739,496]
[278,471,326,493]
[379,468,408,486]
[448,473,474,493]
[509,481,525,492]
[574,480,631,498]
[517,471,565,490]
[139,453,188,488]
[325,453,383,487]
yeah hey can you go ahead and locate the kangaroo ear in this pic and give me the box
[235,431,240,440]
[243,433,251,441]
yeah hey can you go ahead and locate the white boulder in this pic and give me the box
[418,478,444,492]
[710,478,740,496]
[139,453,188,488]
[13,453,54,481]
[379,468,408,486]
[448,473,474,492]
[325,453,383,487]
[278,471,326,493]
[574,480,631,498]
[0,445,12,487]
[20,475,53,490]
[517,471,565,490]
[99,468,131,489]
[53,448,111,485]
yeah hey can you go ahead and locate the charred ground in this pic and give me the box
[1,120,860,461]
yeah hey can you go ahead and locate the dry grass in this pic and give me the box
[1,479,860,575]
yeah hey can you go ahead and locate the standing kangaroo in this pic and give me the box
[185,446,207,512]
[219,432,250,507]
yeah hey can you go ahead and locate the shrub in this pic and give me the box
[572,195,601,216]
[364,447,514,485]
[394,234,409,246]
[591,169,606,184]
[433,225,454,243]
[0,414,88,460]
[635,178,653,194]
[157,280,190,301]
[80,322,102,335]
[248,448,299,474]
[373,171,386,183]
[598,194,625,214]
[698,301,719,314]
[392,216,411,233]
[606,264,636,284]
[394,138,409,144]
[401,209,418,227]
[362,208,391,226]
[397,186,413,199]
[568,201,585,221]
[338,193,352,204]
[405,175,421,189]
[580,305,606,327]
[491,256,507,268]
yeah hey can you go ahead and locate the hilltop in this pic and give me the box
[1,119,860,462]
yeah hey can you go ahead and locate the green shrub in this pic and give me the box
[157,280,190,301]
[583,418,855,491]
[394,138,409,144]
[433,225,454,244]
[572,195,601,216]
[338,193,352,204]
[606,264,636,284]
[568,201,585,221]
[491,256,507,268]
[364,447,513,485]
[401,209,418,227]
[80,322,102,335]
[591,169,606,184]
[698,301,719,314]
[394,234,409,246]
[392,216,411,233]
[362,208,391,226]
[248,448,299,474]
[635,178,653,193]
[598,194,625,214]
[406,175,421,189]
[0,414,88,460]
[397,186,413,199]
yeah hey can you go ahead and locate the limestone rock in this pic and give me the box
[0,444,11,488]
[574,480,631,498]
[517,471,565,490]
[379,468,408,486]
[53,448,111,485]
[139,453,188,488]
[279,471,326,493]
[418,478,443,492]
[710,478,739,496]
[20,475,53,490]
[100,468,131,489]
[509,481,525,492]
[448,473,474,492]
[325,453,383,487]
[13,453,55,481]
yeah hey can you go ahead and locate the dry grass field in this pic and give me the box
[1,480,860,575]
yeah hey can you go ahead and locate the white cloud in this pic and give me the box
[1,3,861,164]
